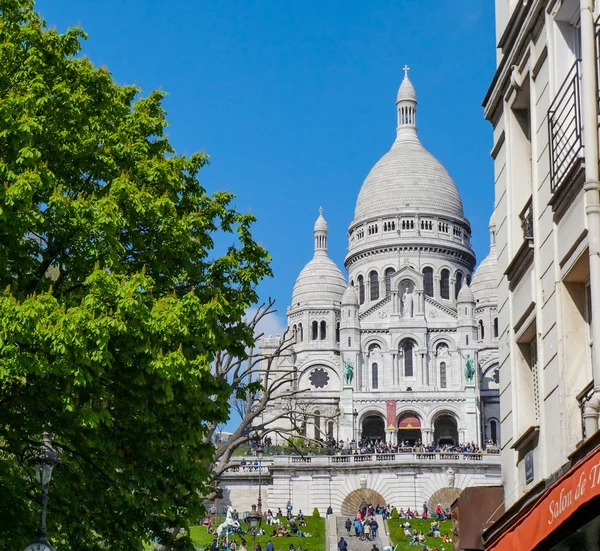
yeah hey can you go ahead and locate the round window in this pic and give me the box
[309,368,330,389]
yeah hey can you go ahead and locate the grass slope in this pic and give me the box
[145,516,326,551]
[387,518,455,551]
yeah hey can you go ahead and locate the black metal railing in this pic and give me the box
[520,197,534,241]
[548,61,583,195]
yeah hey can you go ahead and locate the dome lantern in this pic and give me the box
[396,65,418,143]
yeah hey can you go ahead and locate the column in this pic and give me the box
[434,276,441,299]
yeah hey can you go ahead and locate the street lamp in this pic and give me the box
[246,504,262,551]
[256,444,264,514]
[353,408,359,444]
[23,433,59,551]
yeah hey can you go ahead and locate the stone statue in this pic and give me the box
[464,354,475,383]
[343,359,354,386]
[402,289,413,318]
[446,467,455,488]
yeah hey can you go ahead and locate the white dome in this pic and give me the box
[471,251,497,303]
[342,284,359,306]
[291,256,346,306]
[354,139,465,222]
[457,282,474,303]
[397,75,416,102]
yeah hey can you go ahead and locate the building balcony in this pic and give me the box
[548,60,584,201]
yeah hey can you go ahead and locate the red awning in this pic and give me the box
[398,415,421,429]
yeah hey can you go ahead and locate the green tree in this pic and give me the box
[0,1,271,549]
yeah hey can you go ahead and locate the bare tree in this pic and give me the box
[203,299,321,499]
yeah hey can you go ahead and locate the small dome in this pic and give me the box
[342,284,359,306]
[291,256,347,306]
[314,208,327,232]
[471,250,497,303]
[397,75,416,103]
[457,282,474,303]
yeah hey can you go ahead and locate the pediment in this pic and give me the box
[424,295,457,320]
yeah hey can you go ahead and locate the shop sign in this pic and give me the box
[488,444,600,551]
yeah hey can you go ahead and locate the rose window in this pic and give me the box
[309,368,330,389]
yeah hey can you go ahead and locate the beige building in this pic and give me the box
[482,0,600,550]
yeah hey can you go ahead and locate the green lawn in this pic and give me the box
[145,516,326,551]
[387,518,454,551]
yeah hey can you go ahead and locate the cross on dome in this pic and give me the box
[403,65,410,79]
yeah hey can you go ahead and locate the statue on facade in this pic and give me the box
[464,354,475,383]
[402,289,413,318]
[446,467,455,488]
[343,359,354,386]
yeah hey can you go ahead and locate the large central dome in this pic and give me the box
[352,72,465,224]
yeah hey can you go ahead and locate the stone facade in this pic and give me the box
[484,0,600,510]
[262,71,500,452]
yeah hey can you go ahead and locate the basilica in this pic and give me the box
[262,70,500,451]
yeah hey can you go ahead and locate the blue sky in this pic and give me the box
[38,0,497,335]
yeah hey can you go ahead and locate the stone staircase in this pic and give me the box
[331,515,390,551]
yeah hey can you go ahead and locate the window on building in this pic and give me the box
[423,267,434,297]
[372,363,379,389]
[494,318,499,338]
[385,268,396,295]
[440,362,447,388]
[298,323,303,342]
[369,271,379,301]
[466,335,469,345]
[293,324,297,343]
[336,322,340,343]
[358,276,365,305]
[440,269,450,299]
[490,420,498,444]
[479,320,485,341]
[455,272,463,299]
[312,320,318,340]
[348,337,351,347]
[320,320,326,340]
[403,342,414,377]
[314,410,321,440]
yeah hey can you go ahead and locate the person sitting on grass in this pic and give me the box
[297,510,305,521]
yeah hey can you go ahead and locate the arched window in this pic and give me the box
[336,322,340,343]
[348,337,351,347]
[320,320,326,340]
[455,272,463,299]
[479,320,485,341]
[440,269,450,299]
[369,271,379,301]
[358,276,365,305]
[314,411,321,440]
[312,320,318,340]
[385,268,396,295]
[372,363,379,389]
[466,273,472,286]
[293,324,298,343]
[490,420,498,443]
[440,362,447,388]
[403,342,414,377]
[423,267,434,297]
[494,318,499,338]
[298,323,303,342]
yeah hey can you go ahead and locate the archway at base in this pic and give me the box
[341,488,387,517]
[428,487,462,512]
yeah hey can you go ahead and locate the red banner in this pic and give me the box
[386,400,396,430]
[488,445,600,551]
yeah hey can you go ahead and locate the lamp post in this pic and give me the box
[353,408,359,444]
[256,444,264,514]
[23,433,59,551]
[247,504,262,551]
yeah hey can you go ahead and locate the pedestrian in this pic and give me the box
[338,537,348,551]
[364,522,371,541]
[240,540,248,551]
[345,518,352,535]
[266,541,275,551]
[327,505,333,516]
[372,544,380,551]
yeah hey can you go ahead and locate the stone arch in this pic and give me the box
[432,412,459,446]
[428,487,462,513]
[359,410,385,442]
[297,363,340,391]
[363,336,388,353]
[341,488,387,517]
[429,334,457,353]
[397,410,423,445]
[427,405,462,427]
[392,332,425,350]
